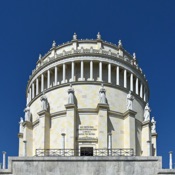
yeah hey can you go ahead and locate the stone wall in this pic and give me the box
[0,156,175,175]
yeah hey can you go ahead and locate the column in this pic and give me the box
[36,78,39,95]
[140,83,143,98]
[23,141,27,157]
[41,74,44,92]
[144,88,146,102]
[135,78,139,95]
[116,66,120,85]
[26,92,29,106]
[108,132,112,156]
[108,63,111,83]
[124,69,127,88]
[62,64,66,83]
[169,151,173,169]
[99,62,102,81]
[130,73,133,91]
[29,88,32,101]
[61,133,66,149]
[32,83,34,99]
[47,70,50,88]
[147,141,151,156]
[2,151,6,169]
[71,62,74,81]
[80,61,84,80]
[54,66,58,85]
[90,61,93,80]
[61,133,66,156]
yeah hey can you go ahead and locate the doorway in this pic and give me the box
[80,147,93,156]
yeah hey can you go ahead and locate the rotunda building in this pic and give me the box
[18,33,156,158]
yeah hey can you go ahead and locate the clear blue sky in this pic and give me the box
[0,0,175,168]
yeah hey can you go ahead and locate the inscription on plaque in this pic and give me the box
[78,126,97,136]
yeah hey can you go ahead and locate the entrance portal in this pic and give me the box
[80,147,93,156]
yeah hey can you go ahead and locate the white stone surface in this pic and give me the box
[0,156,175,175]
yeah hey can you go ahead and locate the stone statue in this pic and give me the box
[19,117,24,133]
[97,32,101,40]
[40,93,49,111]
[118,40,122,47]
[126,91,134,110]
[144,103,151,121]
[73,33,77,40]
[151,117,156,133]
[39,54,42,60]
[68,84,74,104]
[99,84,107,104]
[52,40,56,48]
[24,106,31,122]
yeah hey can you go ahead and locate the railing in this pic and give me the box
[35,149,134,157]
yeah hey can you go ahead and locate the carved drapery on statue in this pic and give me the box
[126,91,134,110]
[151,117,156,133]
[99,84,107,104]
[68,84,74,104]
[19,117,24,133]
[40,94,49,111]
[24,106,31,122]
[144,103,151,121]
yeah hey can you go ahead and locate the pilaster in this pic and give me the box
[142,120,151,156]
[97,103,109,149]
[37,110,50,150]
[65,104,76,149]
[123,110,137,155]
[151,133,158,156]
[23,121,33,156]
[18,133,23,157]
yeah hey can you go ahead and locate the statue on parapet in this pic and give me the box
[68,84,74,104]
[52,40,56,48]
[24,105,31,122]
[73,33,77,40]
[144,103,151,121]
[40,92,49,111]
[97,32,101,40]
[118,40,122,47]
[126,91,134,110]
[151,117,156,133]
[99,84,107,104]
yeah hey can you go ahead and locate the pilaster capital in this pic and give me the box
[151,133,158,138]
[65,104,76,110]
[37,110,50,118]
[142,120,151,127]
[23,121,33,128]
[18,133,23,138]
[123,109,137,119]
[97,103,109,111]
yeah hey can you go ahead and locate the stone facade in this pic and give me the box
[1,33,173,174]
[18,34,153,158]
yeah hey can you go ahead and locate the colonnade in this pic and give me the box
[27,60,148,104]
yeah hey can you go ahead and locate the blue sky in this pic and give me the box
[0,0,175,168]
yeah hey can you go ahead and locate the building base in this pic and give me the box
[0,156,174,175]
